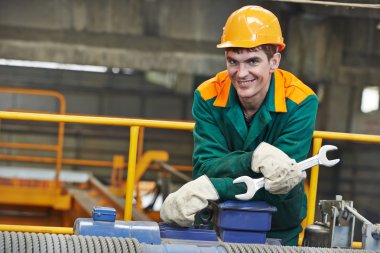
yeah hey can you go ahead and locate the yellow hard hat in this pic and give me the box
[217,5,285,51]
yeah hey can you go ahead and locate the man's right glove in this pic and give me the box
[251,142,306,194]
[160,175,219,227]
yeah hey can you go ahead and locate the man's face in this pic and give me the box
[226,48,280,101]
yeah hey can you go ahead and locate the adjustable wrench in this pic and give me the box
[233,145,340,201]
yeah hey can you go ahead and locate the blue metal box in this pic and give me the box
[215,201,277,231]
[214,201,277,244]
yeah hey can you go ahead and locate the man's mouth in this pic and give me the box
[237,79,255,87]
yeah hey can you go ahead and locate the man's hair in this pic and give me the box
[226,44,278,60]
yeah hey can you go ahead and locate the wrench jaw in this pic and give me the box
[320,158,340,167]
[233,176,261,201]
[318,145,340,167]
[234,193,252,201]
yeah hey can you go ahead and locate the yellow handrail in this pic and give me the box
[0,111,194,130]
[0,88,66,186]
[0,111,194,221]
[1,110,380,221]
[0,154,114,167]
[314,130,380,142]
[1,110,380,249]
[0,224,72,234]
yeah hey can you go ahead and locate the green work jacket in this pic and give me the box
[192,69,318,245]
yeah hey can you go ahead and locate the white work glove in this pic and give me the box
[160,175,219,227]
[251,142,306,194]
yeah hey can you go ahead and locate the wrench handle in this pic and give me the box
[256,177,265,189]
[297,155,319,171]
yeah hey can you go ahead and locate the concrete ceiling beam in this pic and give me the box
[0,26,225,76]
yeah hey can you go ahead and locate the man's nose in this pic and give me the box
[237,64,248,78]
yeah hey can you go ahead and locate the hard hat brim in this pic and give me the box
[217,41,286,52]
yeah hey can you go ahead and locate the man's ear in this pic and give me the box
[269,53,281,73]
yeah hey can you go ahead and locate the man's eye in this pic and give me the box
[249,59,258,65]
[228,59,236,65]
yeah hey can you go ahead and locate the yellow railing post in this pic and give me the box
[307,137,323,226]
[124,126,140,220]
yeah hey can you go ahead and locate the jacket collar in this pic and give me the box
[259,70,287,113]
[215,69,288,113]
[222,70,287,143]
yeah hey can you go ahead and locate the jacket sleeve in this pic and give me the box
[192,90,253,198]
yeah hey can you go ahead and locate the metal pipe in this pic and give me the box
[0,111,195,130]
[0,224,72,234]
[156,161,192,182]
[0,154,113,167]
[0,142,58,151]
[345,205,373,225]
[149,164,193,172]
[313,131,380,143]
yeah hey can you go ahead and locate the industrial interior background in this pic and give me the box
[0,0,379,240]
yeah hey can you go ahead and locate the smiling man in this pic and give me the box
[160,6,318,246]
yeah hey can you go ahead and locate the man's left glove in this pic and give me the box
[252,142,306,195]
[160,175,219,227]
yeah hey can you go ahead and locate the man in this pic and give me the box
[160,5,318,246]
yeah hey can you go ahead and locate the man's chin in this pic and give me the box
[237,91,254,99]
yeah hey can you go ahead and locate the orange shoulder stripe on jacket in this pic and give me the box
[197,70,231,107]
[275,69,315,109]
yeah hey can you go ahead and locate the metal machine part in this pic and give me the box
[362,223,380,251]
[194,205,214,230]
[344,205,380,251]
[3,200,379,252]
[302,222,330,247]
[74,206,161,245]
[72,201,380,252]
[303,195,380,251]
[303,195,355,248]
[0,231,378,253]
[76,202,278,246]
[322,195,355,248]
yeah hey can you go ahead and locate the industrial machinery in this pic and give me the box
[0,202,378,252]
[303,195,380,251]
